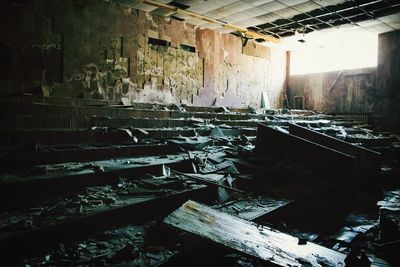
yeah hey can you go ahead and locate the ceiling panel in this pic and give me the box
[228,1,254,12]
[315,0,347,6]
[272,7,300,18]
[221,12,254,24]
[278,0,309,6]
[255,13,281,23]
[379,13,400,23]
[258,1,286,12]
[292,1,320,13]
[366,23,394,33]
[242,0,274,5]
[186,0,238,15]
[128,0,400,41]
[357,19,383,27]
[205,1,253,19]
[241,6,275,17]
[235,17,268,28]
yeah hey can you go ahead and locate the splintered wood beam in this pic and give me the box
[143,0,280,44]
[163,200,388,266]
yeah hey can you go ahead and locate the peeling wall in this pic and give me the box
[136,34,203,104]
[1,0,286,108]
[288,68,376,113]
[194,29,286,108]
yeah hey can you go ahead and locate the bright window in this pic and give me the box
[290,30,378,75]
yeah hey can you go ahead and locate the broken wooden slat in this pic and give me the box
[164,200,351,266]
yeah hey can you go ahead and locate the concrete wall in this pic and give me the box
[289,67,376,113]
[288,29,400,132]
[376,30,400,131]
[194,28,286,108]
[0,0,286,108]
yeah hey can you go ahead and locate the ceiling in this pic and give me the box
[119,0,400,40]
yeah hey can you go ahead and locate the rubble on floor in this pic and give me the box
[22,222,178,266]
[0,96,399,266]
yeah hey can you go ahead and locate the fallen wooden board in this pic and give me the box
[164,200,387,267]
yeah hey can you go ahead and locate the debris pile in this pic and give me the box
[0,98,398,266]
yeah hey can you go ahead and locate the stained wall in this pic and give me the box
[0,0,286,108]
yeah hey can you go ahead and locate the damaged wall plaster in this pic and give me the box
[194,29,286,108]
[0,0,286,108]
[136,34,203,104]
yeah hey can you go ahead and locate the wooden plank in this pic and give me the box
[164,200,386,266]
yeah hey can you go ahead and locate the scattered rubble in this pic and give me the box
[0,100,399,266]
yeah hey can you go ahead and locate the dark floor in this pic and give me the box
[0,97,399,266]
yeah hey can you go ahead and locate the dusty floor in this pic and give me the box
[0,99,399,266]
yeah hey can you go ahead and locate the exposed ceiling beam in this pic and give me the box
[142,0,280,43]
[255,0,400,37]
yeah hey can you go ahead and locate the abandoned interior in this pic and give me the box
[1,0,400,266]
